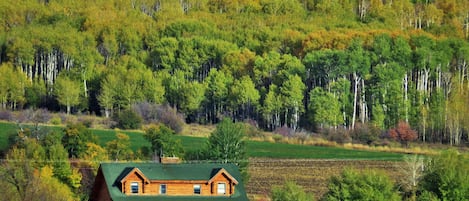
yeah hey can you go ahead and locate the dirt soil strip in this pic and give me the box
[246,158,405,200]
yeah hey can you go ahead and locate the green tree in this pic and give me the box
[143,124,184,158]
[279,74,305,130]
[61,123,97,158]
[204,68,232,123]
[262,84,283,130]
[98,73,119,118]
[54,74,80,114]
[0,147,76,201]
[272,180,314,201]
[106,132,134,161]
[420,150,469,200]
[345,40,370,129]
[31,166,77,201]
[322,168,401,201]
[0,148,77,201]
[309,87,342,129]
[81,142,109,169]
[25,77,46,109]
[114,109,142,129]
[8,66,28,110]
[206,118,248,181]
[228,76,260,120]
[47,143,81,190]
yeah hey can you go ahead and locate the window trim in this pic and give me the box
[193,184,201,195]
[160,184,166,194]
[130,182,139,194]
[217,182,226,194]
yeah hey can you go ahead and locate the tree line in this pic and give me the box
[1,0,469,144]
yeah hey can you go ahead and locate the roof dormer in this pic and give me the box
[118,167,150,194]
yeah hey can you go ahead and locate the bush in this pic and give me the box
[243,120,264,138]
[350,122,382,145]
[32,108,52,123]
[417,191,439,201]
[132,103,185,133]
[0,110,12,121]
[293,131,309,144]
[155,105,185,134]
[132,102,158,123]
[272,180,314,201]
[78,116,94,128]
[144,124,184,158]
[272,134,283,143]
[50,116,62,125]
[113,109,142,129]
[322,168,401,201]
[322,128,351,144]
[387,121,418,147]
[419,149,469,201]
[273,125,294,137]
[14,109,34,123]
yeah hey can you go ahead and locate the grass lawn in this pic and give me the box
[247,140,404,160]
[0,121,404,160]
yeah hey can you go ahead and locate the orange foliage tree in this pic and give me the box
[388,121,418,147]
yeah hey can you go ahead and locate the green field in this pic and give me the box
[0,122,404,160]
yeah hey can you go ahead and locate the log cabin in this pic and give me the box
[89,160,248,201]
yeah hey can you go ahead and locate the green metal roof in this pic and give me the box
[99,162,249,201]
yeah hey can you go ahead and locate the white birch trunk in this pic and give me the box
[352,73,360,129]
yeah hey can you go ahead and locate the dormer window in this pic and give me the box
[130,182,139,194]
[217,183,226,194]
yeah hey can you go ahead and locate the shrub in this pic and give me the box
[0,110,12,121]
[32,108,51,123]
[14,108,34,123]
[144,124,184,158]
[417,191,439,201]
[350,122,382,145]
[155,105,185,134]
[322,127,351,144]
[50,116,62,125]
[272,134,283,143]
[113,109,142,130]
[293,131,309,145]
[272,180,314,201]
[419,149,469,201]
[244,120,264,138]
[132,103,185,133]
[132,102,157,123]
[273,125,294,137]
[78,116,94,128]
[387,121,418,147]
[322,168,401,201]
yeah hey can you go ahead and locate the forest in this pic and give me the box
[1,0,469,145]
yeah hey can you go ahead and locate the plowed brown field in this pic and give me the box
[246,158,405,200]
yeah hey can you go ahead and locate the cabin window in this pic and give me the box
[160,184,166,194]
[130,182,139,194]
[217,183,226,194]
[193,184,201,194]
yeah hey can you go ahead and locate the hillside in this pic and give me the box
[1,0,469,146]
[0,121,404,160]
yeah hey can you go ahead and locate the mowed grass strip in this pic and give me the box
[247,140,404,160]
[0,122,404,160]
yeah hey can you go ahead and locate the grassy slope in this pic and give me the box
[0,122,404,160]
